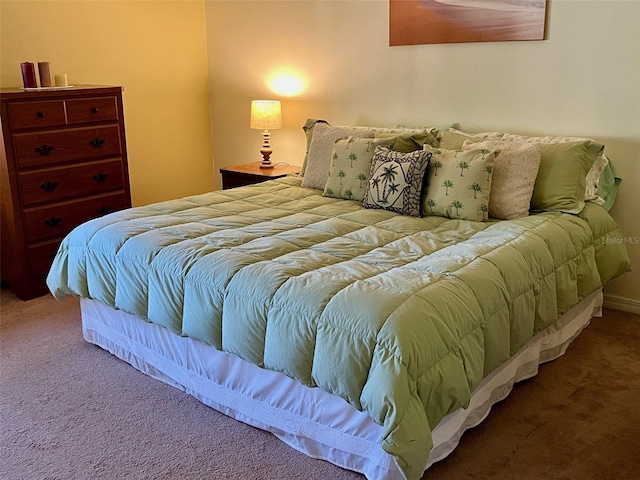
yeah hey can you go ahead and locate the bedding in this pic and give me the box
[441,127,620,210]
[47,176,630,480]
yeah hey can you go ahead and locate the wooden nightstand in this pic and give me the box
[220,162,300,190]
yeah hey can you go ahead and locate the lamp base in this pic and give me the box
[259,143,274,169]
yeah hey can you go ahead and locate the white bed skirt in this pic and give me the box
[80,289,602,480]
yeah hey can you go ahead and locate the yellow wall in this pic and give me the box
[205,0,640,308]
[0,0,214,206]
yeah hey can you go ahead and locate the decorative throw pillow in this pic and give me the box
[421,146,496,221]
[461,140,541,220]
[323,137,397,202]
[301,123,374,191]
[362,146,432,217]
[530,140,602,214]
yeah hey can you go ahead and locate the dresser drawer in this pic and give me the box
[22,191,128,243]
[26,239,62,276]
[66,96,119,124]
[8,100,67,130]
[13,125,122,168]
[18,158,125,206]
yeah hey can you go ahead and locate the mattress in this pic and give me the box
[47,176,630,479]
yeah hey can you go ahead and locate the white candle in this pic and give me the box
[54,74,68,87]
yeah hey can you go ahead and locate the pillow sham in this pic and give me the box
[300,118,329,175]
[362,146,432,217]
[302,123,374,191]
[461,140,541,220]
[530,140,603,214]
[373,130,440,153]
[596,159,621,211]
[421,146,496,221]
[439,128,503,150]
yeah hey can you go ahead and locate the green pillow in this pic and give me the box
[531,140,603,214]
[363,146,432,217]
[438,130,472,150]
[373,130,440,152]
[324,137,396,201]
[422,146,496,221]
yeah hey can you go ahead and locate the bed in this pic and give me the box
[47,124,631,480]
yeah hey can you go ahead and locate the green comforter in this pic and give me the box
[47,176,630,480]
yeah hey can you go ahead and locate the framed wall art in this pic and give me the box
[390,0,547,46]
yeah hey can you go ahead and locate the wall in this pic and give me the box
[1,0,214,206]
[205,0,640,309]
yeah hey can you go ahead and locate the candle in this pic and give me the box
[38,62,54,87]
[54,74,69,87]
[21,62,37,88]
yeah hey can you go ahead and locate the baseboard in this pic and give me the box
[603,294,640,315]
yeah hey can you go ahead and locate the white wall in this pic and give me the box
[205,0,640,307]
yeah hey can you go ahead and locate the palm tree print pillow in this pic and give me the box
[323,136,399,202]
[421,146,497,221]
[362,146,432,217]
[323,137,377,202]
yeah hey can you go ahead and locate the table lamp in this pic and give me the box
[250,100,282,169]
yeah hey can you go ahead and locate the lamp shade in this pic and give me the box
[250,100,282,130]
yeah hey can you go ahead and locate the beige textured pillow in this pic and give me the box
[301,123,374,191]
[462,140,541,220]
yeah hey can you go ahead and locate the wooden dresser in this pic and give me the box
[1,85,131,299]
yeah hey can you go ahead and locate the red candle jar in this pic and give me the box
[21,62,37,88]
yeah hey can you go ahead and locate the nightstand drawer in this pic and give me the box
[18,158,125,206]
[22,191,128,243]
[8,100,67,130]
[66,96,119,124]
[13,125,122,168]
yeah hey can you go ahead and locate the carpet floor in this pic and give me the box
[1,289,639,480]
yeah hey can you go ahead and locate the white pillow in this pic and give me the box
[301,123,373,191]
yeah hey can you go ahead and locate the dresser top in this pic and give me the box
[0,85,123,100]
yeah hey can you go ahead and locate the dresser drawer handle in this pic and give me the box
[37,111,45,118]
[91,107,100,114]
[44,217,62,227]
[39,181,59,192]
[35,144,54,155]
[96,206,113,215]
[89,138,106,149]
[93,172,109,183]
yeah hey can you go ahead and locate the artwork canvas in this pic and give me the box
[390,0,547,46]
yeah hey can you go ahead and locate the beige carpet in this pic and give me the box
[1,289,639,480]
